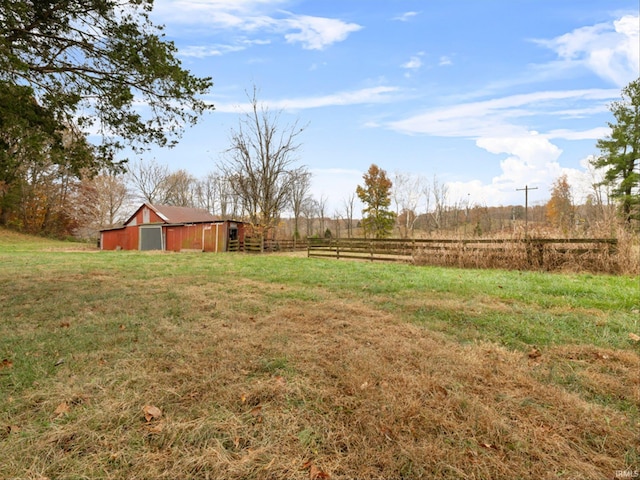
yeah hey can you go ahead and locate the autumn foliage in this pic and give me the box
[356,164,396,238]
[545,174,575,232]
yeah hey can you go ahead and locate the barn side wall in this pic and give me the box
[101,219,246,252]
[165,224,205,252]
[166,223,230,252]
[101,226,138,250]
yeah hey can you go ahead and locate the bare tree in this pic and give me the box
[216,175,241,219]
[289,169,312,240]
[332,210,342,238]
[219,87,307,230]
[128,159,171,204]
[392,171,424,238]
[76,170,131,238]
[301,197,318,237]
[431,175,449,231]
[342,192,356,238]
[194,172,218,213]
[162,169,198,207]
[316,194,328,236]
[421,181,432,233]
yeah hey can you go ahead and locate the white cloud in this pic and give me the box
[386,87,620,206]
[545,127,610,141]
[535,14,640,87]
[214,86,399,113]
[387,88,619,138]
[402,56,423,70]
[439,56,453,66]
[480,132,563,188]
[393,11,420,22]
[179,44,248,58]
[284,15,362,50]
[153,0,361,50]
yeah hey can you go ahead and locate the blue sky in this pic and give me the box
[137,0,639,213]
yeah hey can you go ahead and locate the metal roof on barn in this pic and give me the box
[150,204,218,223]
[124,203,218,226]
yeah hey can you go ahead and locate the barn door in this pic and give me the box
[140,226,163,251]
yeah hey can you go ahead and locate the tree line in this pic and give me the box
[0,77,636,239]
[0,3,637,239]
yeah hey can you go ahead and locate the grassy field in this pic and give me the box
[1,228,639,479]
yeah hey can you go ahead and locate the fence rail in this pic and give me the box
[307,237,618,271]
[242,236,309,253]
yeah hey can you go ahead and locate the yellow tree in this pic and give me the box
[356,164,396,238]
[546,174,574,233]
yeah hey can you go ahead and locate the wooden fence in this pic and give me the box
[242,236,308,253]
[307,237,618,271]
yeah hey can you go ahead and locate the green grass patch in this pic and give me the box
[1,230,638,480]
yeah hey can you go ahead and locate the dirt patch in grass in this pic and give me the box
[1,274,637,480]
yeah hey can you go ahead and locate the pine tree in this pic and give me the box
[592,78,640,226]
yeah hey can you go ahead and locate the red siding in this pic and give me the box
[100,216,245,253]
[164,223,232,252]
[127,205,164,226]
[165,224,204,252]
[101,226,138,250]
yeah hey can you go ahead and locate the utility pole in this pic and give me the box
[516,185,538,237]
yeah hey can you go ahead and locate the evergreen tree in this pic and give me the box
[592,78,640,226]
[0,0,213,156]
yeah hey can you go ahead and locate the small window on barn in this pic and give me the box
[143,208,150,224]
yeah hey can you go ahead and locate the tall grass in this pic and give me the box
[412,229,639,274]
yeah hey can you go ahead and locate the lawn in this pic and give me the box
[1,228,639,479]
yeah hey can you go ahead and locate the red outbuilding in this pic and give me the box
[99,203,247,252]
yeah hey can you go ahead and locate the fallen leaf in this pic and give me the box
[0,358,13,369]
[302,460,314,470]
[119,324,126,330]
[142,405,162,422]
[145,422,164,434]
[274,376,287,386]
[54,358,65,367]
[250,405,262,415]
[359,381,369,390]
[240,393,247,404]
[250,405,263,422]
[6,425,21,434]
[54,402,70,417]
[59,322,70,328]
[309,464,331,479]
[629,333,640,342]
[528,347,541,359]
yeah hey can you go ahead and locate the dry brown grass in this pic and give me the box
[412,230,639,275]
[2,271,637,480]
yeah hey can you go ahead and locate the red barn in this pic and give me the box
[99,203,247,252]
